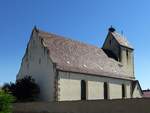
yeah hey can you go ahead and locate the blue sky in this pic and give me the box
[0,0,150,89]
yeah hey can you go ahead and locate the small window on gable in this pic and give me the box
[39,58,41,64]
[33,39,35,45]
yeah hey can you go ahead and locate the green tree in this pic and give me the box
[2,76,40,102]
[0,91,15,113]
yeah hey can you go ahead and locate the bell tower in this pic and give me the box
[102,27,134,78]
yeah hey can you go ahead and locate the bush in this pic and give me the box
[0,91,15,113]
[2,76,40,102]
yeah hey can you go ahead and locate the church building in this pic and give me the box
[17,27,142,101]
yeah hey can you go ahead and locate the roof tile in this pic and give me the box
[111,32,133,49]
[37,29,133,80]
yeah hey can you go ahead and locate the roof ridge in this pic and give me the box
[111,31,133,49]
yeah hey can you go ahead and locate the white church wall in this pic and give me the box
[58,71,132,101]
[109,83,122,99]
[120,47,134,78]
[132,84,142,98]
[17,30,55,102]
[126,84,131,98]
[88,81,104,100]
[58,74,81,101]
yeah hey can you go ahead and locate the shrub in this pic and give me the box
[0,90,15,113]
[2,76,40,102]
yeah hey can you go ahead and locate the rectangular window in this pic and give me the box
[81,80,86,100]
[104,82,108,99]
[122,84,126,98]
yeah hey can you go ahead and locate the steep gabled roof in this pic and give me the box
[36,28,134,80]
[110,31,133,49]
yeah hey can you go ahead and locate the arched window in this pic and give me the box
[81,80,86,100]
[104,82,108,99]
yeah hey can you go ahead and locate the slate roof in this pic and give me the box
[36,28,134,80]
[111,31,133,49]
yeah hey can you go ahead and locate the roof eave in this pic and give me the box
[120,44,134,50]
[56,68,135,81]
[110,32,134,50]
